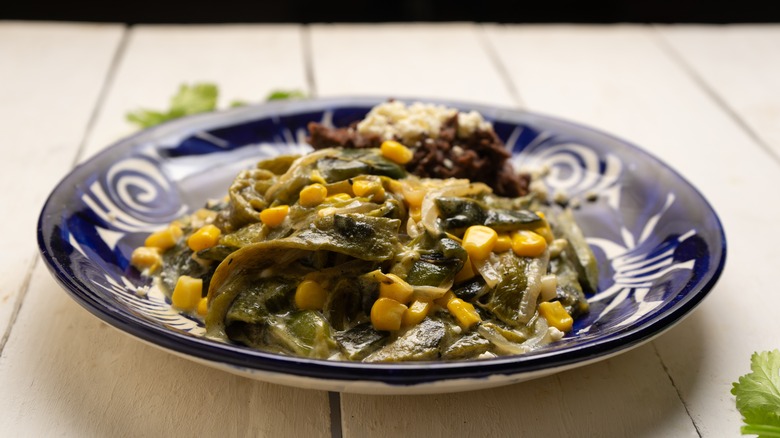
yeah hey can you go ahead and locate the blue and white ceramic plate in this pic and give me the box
[37,97,726,394]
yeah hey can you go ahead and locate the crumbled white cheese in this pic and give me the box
[477,351,497,360]
[134,285,149,298]
[457,110,492,138]
[544,327,565,343]
[356,101,492,146]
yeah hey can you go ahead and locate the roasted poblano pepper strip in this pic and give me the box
[266,311,337,358]
[405,237,467,288]
[435,197,543,233]
[555,209,599,294]
[363,318,446,362]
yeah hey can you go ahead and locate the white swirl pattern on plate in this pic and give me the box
[81,152,187,233]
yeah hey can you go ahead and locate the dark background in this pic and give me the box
[3,0,779,23]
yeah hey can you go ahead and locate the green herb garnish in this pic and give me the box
[126,83,219,129]
[265,89,307,101]
[126,84,308,129]
[732,350,780,437]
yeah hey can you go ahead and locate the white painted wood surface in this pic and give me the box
[0,22,123,347]
[658,25,780,162]
[2,21,778,437]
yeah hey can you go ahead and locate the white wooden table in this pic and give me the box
[2,21,778,437]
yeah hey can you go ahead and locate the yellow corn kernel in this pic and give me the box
[259,205,289,227]
[434,290,455,307]
[294,280,328,310]
[494,234,513,253]
[454,256,476,283]
[352,179,385,202]
[401,184,426,208]
[187,224,221,252]
[535,211,555,243]
[380,140,414,164]
[130,246,161,272]
[299,183,328,207]
[402,299,432,327]
[447,298,481,329]
[409,206,422,222]
[172,275,203,312]
[379,273,414,304]
[511,230,547,257]
[196,297,209,316]
[538,301,573,332]
[371,297,408,331]
[144,224,183,250]
[462,225,498,261]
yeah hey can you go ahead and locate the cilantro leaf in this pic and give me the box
[732,350,780,437]
[265,89,307,101]
[126,83,219,129]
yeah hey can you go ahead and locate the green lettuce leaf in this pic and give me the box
[732,350,780,437]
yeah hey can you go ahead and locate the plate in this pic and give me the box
[37,97,726,394]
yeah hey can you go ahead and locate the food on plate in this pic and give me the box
[131,101,598,362]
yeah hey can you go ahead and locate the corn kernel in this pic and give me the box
[379,273,414,304]
[295,280,328,310]
[454,256,476,283]
[462,225,498,261]
[511,230,547,257]
[352,179,385,202]
[144,224,182,250]
[130,246,161,273]
[196,297,209,316]
[172,275,202,312]
[538,301,573,332]
[447,298,481,329]
[380,140,414,164]
[409,206,422,222]
[259,205,289,227]
[299,183,328,207]
[494,234,513,253]
[187,224,221,252]
[535,211,555,243]
[371,297,408,331]
[401,184,426,208]
[402,300,432,327]
[434,290,455,307]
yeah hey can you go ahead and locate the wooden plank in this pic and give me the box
[0,264,331,437]
[312,24,696,437]
[0,24,330,437]
[658,25,780,162]
[344,346,696,437]
[485,24,780,436]
[81,24,311,160]
[309,23,517,107]
[0,21,123,347]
